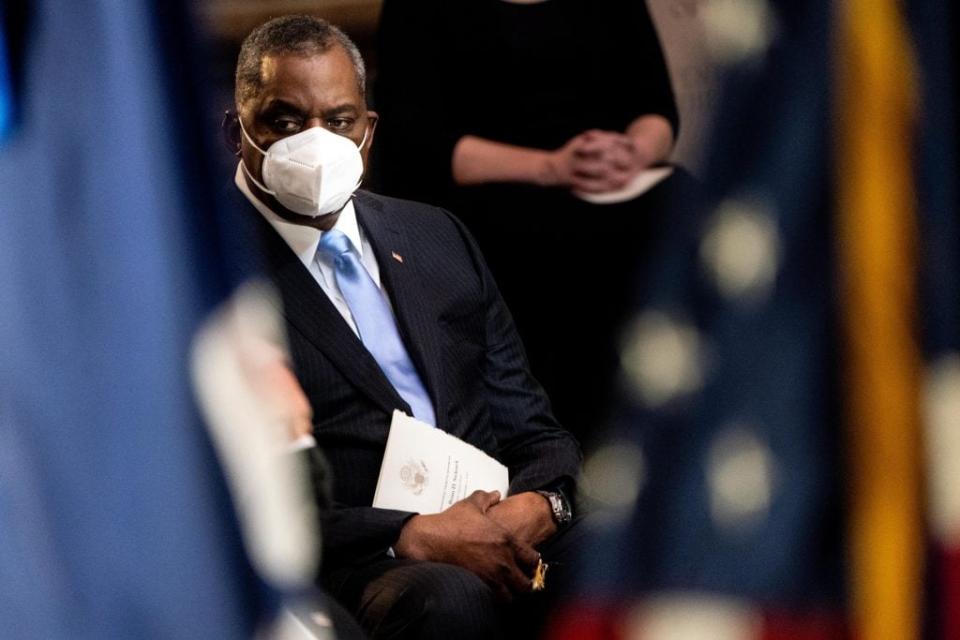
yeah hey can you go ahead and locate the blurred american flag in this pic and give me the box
[554,1,960,639]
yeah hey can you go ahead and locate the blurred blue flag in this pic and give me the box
[0,7,13,138]
[0,1,267,637]
[912,0,960,359]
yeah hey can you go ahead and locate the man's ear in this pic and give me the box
[365,110,379,151]
[221,110,242,157]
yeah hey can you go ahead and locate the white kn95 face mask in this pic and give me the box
[240,119,368,217]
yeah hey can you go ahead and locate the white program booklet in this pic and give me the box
[574,165,675,205]
[372,410,509,514]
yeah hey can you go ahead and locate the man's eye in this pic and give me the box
[327,118,354,131]
[272,118,302,133]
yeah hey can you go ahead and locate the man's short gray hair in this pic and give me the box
[235,15,366,108]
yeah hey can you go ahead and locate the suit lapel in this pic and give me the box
[249,202,408,416]
[355,193,445,427]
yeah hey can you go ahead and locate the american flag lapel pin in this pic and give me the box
[391,251,404,264]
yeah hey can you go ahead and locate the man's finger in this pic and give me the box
[511,540,541,575]
[492,579,514,603]
[466,489,501,512]
[501,557,534,595]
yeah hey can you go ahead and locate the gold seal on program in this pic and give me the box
[399,459,429,495]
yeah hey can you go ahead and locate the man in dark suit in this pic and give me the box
[227,15,582,638]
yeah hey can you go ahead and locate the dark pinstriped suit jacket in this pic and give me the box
[247,189,581,570]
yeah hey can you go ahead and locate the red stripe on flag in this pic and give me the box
[544,601,624,640]
[759,611,850,640]
[941,547,960,640]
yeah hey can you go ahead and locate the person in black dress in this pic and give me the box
[374,0,681,443]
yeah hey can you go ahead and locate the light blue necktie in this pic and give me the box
[318,229,436,426]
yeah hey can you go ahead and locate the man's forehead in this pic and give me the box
[238,45,364,116]
[258,47,359,93]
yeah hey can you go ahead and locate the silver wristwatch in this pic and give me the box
[536,490,572,526]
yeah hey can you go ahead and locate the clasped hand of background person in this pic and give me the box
[545,129,655,193]
[393,489,556,600]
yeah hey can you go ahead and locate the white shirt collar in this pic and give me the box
[234,162,364,269]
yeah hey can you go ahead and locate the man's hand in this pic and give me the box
[486,491,557,548]
[393,490,540,600]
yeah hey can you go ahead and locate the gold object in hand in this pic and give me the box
[532,557,549,591]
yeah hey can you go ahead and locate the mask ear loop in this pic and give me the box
[347,124,371,194]
[357,125,370,152]
[237,117,277,196]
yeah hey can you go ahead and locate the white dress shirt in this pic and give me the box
[235,163,390,337]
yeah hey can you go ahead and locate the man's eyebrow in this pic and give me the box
[260,98,306,116]
[324,104,361,116]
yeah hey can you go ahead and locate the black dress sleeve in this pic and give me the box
[597,0,680,137]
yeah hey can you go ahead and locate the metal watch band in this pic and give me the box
[536,489,572,526]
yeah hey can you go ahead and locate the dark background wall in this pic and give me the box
[199,0,717,182]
